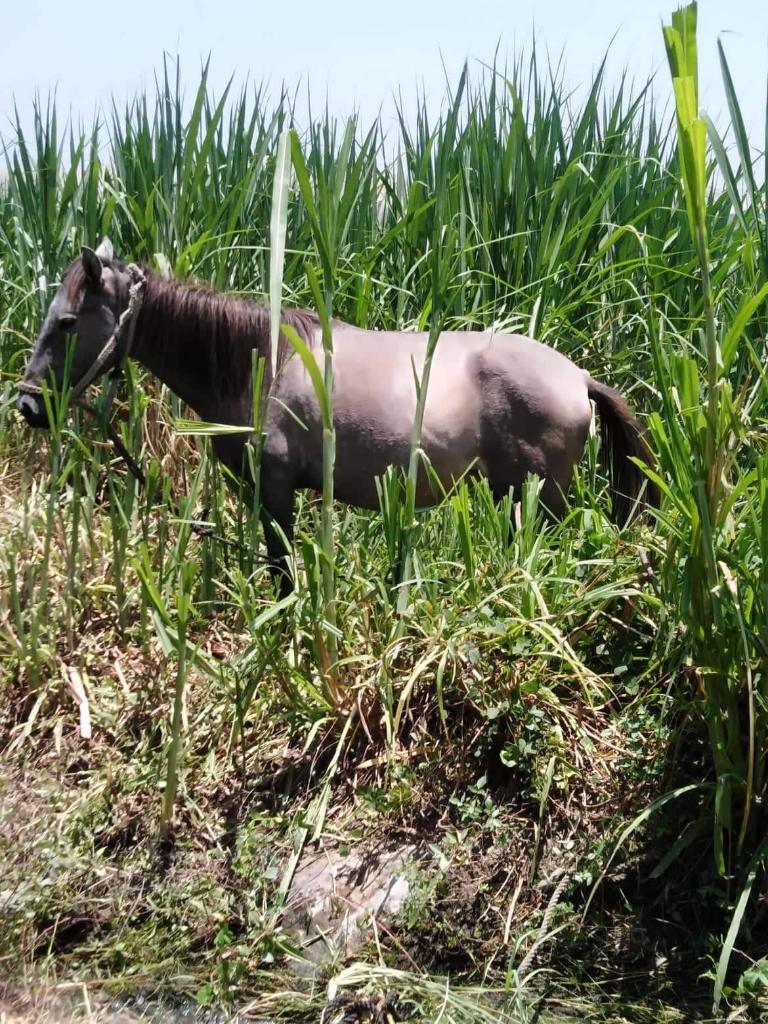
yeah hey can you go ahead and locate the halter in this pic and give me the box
[18,262,147,412]
[18,259,263,557]
[18,263,147,485]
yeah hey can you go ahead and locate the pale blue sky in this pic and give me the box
[1,1,766,145]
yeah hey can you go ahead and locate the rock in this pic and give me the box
[283,843,415,974]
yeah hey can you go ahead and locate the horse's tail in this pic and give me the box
[587,377,659,525]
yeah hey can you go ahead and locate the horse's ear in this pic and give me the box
[81,245,103,284]
[95,236,114,262]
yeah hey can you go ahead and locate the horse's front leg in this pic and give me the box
[260,463,296,598]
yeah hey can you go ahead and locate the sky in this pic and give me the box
[1,1,767,147]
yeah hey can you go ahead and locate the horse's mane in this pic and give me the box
[139,271,320,396]
[63,258,319,397]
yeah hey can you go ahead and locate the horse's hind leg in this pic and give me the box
[489,481,523,531]
[260,467,296,597]
[539,478,569,521]
[262,511,295,597]
[489,476,567,528]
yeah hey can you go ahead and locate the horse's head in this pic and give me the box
[16,237,130,427]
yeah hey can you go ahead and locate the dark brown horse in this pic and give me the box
[17,239,656,591]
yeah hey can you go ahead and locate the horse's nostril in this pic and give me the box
[17,393,35,416]
[16,392,49,428]
[17,393,36,416]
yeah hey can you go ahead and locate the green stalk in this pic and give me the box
[395,316,444,614]
[288,121,376,699]
[160,607,187,840]
[321,363,337,655]
[659,6,768,1002]
[663,2,735,851]
[305,267,339,687]
[158,558,196,841]
[396,69,466,614]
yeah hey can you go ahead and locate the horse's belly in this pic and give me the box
[330,402,482,509]
[279,330,484,508]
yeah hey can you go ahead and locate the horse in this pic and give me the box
[16,238,657,592]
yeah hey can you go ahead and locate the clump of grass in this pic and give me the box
[649,2,768,1007]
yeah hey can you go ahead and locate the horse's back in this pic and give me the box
[331,324,591,428]
[278,323,593,508]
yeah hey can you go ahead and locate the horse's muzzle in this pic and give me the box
[16,391,50,428]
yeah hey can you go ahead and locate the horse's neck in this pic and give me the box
[131,273,255,425]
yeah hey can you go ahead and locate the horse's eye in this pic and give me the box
[58,314,77,331]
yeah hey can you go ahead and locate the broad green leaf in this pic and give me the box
[269,130,291,381]
[281,322,329,425]
[722,283,768,371]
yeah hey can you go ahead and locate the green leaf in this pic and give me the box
[721,283,768,371]
[713,834,768,1011]
[269,130,291,381]
[281,322,329,426]
[289,129,333,282]
[582,784,707,921]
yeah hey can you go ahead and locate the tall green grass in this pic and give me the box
[1,13,767,1008]
[657,3,768,1007]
